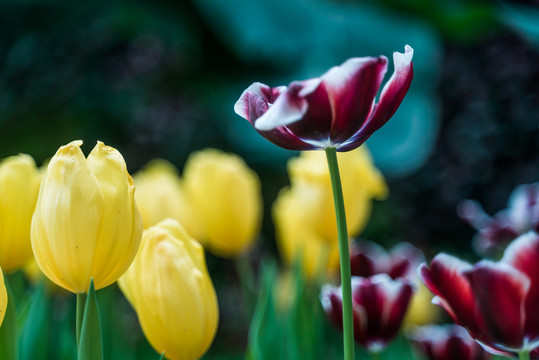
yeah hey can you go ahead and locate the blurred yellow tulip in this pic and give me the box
[402,282,441,328]
[183,149,262,258]
[0,154,41,272]
[119,218,218,360]
[0,266,6,327]
[273,188,340,278]
[134,160,203,238]
[273,146,387,277]
[31,140,143,294]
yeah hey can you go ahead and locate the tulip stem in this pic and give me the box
[325,147,354,360]
[519,350,530,360]
[76,293,87,349]
[235,256,255,316]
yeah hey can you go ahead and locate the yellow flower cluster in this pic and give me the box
[0,140,221,358]
[273,147,388,278]
[134,148,262,258]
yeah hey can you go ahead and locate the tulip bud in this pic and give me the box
[287,147,387,243]
[0,154,41,272]
[31,140,143,293]
[119,218,219,360]
[134,160,203,238]
[183,148,262,258]
[321,274,414,353]
[0,266,6,327]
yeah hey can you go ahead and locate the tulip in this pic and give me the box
[418,232,539,358]
[321,274,414,353]
[0,266,6,327]
[287,147,388,242]
[183,148,262,258]
[31,140,143,293]
[273,187,341,278]
[0,154,41,272]
[234,46,413,152]
[273,147,387,278]
[134,159,203,238]
[408,324,491,360]
[118,218,218,360]
[458,183,539,256]
[350,240,423,281]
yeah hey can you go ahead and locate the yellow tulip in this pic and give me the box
[31,140,143,293]
[119,218,218,360]
[134,160,203,238]
[273,188,340,278]
[287,146,387,243]
[402,282,441,328]
[0,154,41,272]
[183,149,262,258]
[0,266,6,327]
[273,146,386,277]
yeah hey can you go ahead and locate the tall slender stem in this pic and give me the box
[519,350,530,360]
[76,293,87,349]
[325,147,354,360]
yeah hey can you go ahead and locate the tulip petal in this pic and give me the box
[234,82,286,122]
[31,140,104,293]
[253,82,310,131]
[339,45,414,151]
[321,56,388,144]
[502,232,539,341]
[464,261,529,350]
[86,142,143,288]
[418,254,481,336]
[352,274,413,352]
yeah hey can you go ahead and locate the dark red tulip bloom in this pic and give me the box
[408,324,491,360]
[458,183,539,256]
[350,240,423,281]
[418,232,539,357]
[234,46,414,152]
[321,274,414,353]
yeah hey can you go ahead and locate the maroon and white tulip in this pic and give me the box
[350,240,423,281]
[458,183,539,256]
[408,324,490,360]
[234,46,414,152]
[419,232,539,357]
[321,274,414,353]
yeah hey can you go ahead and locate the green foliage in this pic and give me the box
[78,279,104,360]
[19,282,49,360]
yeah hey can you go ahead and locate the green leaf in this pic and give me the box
[0,277,18,360]
[246,261,283,360]
[19,282,50,360]
[77,279,104,360]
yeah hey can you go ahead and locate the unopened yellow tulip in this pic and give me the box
[273,146,387,277]
[183,149,262,258]
[119,218,218,360]
[0,154,41,272]
[0,266,6,327]
[31,141,143,293]
[134,160,203,238]
[287,146,387,243]
[273,188,340,278]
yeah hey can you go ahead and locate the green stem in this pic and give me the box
[235,256,255,316]
[371,352,381,360]
[76,293,87,349]
[325,147,354,360]
[519,350,530,360]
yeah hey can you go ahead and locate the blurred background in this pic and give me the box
[1,0,538,358]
